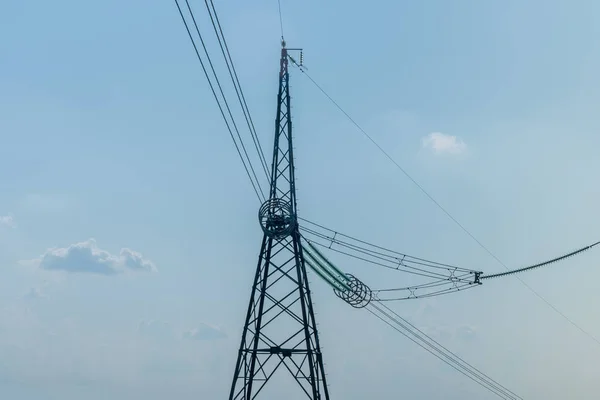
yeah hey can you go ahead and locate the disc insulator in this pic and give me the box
[259,198,296,239]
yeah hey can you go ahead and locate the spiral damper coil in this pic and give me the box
[334,274,372,308]
[259,198,296,239]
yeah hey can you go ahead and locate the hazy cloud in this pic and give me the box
[0,214,15,228]
[23,239,157,275]
[455,325,477,342]
[422,132,467,155]
[23,287,45,300]
[138,320,174,341]
[183,323,227,341]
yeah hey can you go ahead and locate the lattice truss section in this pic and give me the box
[230,233,328,399]
[269,53,294,205]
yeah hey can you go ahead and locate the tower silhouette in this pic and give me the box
[228,41,330,400]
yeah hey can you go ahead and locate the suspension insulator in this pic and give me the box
[333,273,372,308]
[259,198,296,239]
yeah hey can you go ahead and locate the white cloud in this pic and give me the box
[183,323,227,341]
[22,239,157,275]
[422,132,467,155]
[0,214,16,228]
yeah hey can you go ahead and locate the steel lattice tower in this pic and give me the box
[228,41,330,400]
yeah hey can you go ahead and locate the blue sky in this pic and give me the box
[1,0,600,398]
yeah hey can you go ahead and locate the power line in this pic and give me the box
[204,0,271,181]
[174,0,265,203]
[481,240,600,280]
[376,301,522,400]
[304,238,521,397]
[174,2,522,395]
[277,0,285,39]
[370,303,519,399]
[299,217,474,272]
[300,218,600,299]
[304,235,458,280]
[183,0,266,201]
[367,302,521,399]
[292,63,600,348]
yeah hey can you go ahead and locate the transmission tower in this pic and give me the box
[228,40,330,400]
